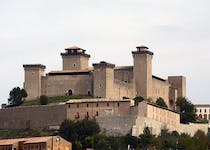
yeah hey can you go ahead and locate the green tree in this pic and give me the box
[176,97,196,123]
[139,127,154,150]
[84,136,94,148]
[193,130,208,150]
[59,119,100,149]
[8,87,27,106]
[134,96,144,105]
[156,97,168,108]
[40,95,48,105]
[124,134,139,149]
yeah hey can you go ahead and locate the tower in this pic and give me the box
[23,64,46,100]
[132,46,153,99]
[61,46,90,70]
[93,61,115,98]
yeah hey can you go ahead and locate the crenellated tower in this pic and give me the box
[93,61,115,98]
[23,64,46,100]
[61,46,90,70]
[132,46,153,99]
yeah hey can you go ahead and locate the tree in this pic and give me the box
[156,97,168,108]
[193,130,208,150]
[8,87,27,106]
[176,97,196,123]
[40,95,48,105]
[139,127,154,150]
[59,119,100,149]
[134,96,144,105]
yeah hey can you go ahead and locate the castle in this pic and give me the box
[23,45,186,109]
[0,45,208,137]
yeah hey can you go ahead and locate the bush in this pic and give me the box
[156,97,168,108]
[134,96,144,105]
[40,95,48,105]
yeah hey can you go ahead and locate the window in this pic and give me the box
[96,103,99,107]
[200,109,202,113]
[107,103,109,107]
[68,89,73,96]
[77,104,79,108]
[205,109,207,113]
[87,104,89,107]
[73,63,76,67]
[96,111,99,116]
[68,104,70,108]
[117,103,120,107]
[88,91,91,96]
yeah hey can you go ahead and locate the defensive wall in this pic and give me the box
[0,104,66,129]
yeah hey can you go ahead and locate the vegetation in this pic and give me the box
[59,119,100,149]
[156,97,168,108]
[21,95,92,106]
[134,96,144,105]
[0,128,55,139]
[8,87,27,107]
[39,95,48,105]
[176,97,196,124]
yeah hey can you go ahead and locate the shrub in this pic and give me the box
[40,95,48,105]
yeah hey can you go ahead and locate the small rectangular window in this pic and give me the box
[77,104,79,108]
[87,104,89,107]
[107,103,109,107]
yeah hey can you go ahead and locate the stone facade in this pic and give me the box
[23,45,186,109]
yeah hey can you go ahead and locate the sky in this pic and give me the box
[0,0,210,105]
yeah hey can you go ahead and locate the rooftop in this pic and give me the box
[0,136,53,145]
[66,98,131,104]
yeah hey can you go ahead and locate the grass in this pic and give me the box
[0,128,56,139]
[21,95,93,106]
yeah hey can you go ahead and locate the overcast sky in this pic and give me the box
[0,0,210,105]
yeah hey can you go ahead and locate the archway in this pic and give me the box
[68,89,73,96]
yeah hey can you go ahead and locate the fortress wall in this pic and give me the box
[113,80,135,99]
[42,74,93,97]
[0,104,67,129]
[132,117,209,137]
[137,101,180,127]
[66,100,131,120]
[96,115,136,136]
[114,67,133,83]
[152,78,170,106]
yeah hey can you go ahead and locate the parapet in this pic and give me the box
[92,61,115,68]
[60,45,90,58]
[23,64,46,69]
[132,45,154,56]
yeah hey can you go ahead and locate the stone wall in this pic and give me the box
[96,115,136,136]
[132,116,209,137]
[42,74,93,97]
[0,104,66,129]
[113,79,134,99]
[152,78,170,106]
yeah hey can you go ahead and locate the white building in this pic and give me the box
[195,104,210,121]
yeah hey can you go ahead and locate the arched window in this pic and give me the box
[68,89,73,96]
[199,114,202,118]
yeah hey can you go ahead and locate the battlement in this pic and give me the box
[93,61,115,68]
[23,64,46,69]
[132,45,154,56]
